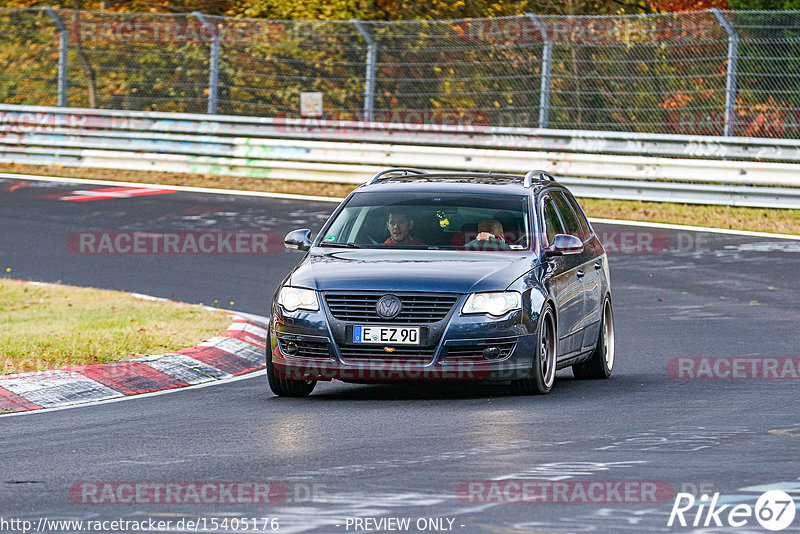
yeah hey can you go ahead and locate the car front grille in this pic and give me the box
[323,292,459,323]
[277,338,332,360]
[444,340,517,362]
[338,345,437,366]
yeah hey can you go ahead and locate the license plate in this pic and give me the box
[354,325,420,345]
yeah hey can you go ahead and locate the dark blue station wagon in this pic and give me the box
[268,169,614,397]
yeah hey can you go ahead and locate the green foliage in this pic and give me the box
[728,0,800,9]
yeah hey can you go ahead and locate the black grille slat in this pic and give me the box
[298,343,330,357]
[447,348,485,358]
[340,346,436,356]
[339,345,437,365]
[324,292,459,323]
[446,342,516,361]
[278,339,332,360]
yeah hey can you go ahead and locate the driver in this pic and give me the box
[384,211,425,245]
[465,218,511,251]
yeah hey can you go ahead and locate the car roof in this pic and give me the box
[356,172,554,196]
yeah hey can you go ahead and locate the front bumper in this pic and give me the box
[270,298,537,382]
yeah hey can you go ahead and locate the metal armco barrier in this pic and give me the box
[1,104,799,209]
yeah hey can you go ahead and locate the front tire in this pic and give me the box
[266,331,317,397]
[510,307,556,395]
[572,297,614,379]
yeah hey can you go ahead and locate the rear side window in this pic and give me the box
[551,191,585,241]
[542,199,565,246]
[559,191,593,241]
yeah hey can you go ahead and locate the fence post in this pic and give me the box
[42,6,67,107]
[525,14,552,129]
[351,20,377,123]
[193,12,220,114]
[711,9,739,136]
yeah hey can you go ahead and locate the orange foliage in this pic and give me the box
[659,92,694,109]
[740,96,786,138]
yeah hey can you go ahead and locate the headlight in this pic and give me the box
[277,286,319,312]
[462,291,522,317]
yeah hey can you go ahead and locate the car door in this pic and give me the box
[540,194,585,358]
[561,191,604,351]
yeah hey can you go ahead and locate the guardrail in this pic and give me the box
[0,104,799,209]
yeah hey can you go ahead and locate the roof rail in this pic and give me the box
[523,169,555,187]
[367,168,428,185]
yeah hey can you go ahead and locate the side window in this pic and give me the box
[561,191,593,241]
[551,191,583,241]
[542,198,565,246]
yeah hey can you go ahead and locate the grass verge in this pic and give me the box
[579,198,800,235]
[2,163,799,235]
[0,279,232,375]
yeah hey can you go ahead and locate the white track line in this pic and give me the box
[5,171,798,239]
[588,217,800,240]
[0,172,343,203]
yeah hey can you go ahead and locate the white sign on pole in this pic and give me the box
[300,92,323,117]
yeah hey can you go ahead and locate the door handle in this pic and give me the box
[576,269,585,278]
[594,259,603,270]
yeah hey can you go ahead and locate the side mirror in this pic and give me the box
[545,234,584,256]
[284,229,313,251]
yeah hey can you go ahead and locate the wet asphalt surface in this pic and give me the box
[1,177,799,534]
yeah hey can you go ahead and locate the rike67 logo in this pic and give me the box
[668,490,796,531]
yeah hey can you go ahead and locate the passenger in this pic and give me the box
[384,211,425,245]
[465,218,511,251]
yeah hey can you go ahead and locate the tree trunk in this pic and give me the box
[72,0,97,108]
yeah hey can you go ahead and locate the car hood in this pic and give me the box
[289,248,538,293]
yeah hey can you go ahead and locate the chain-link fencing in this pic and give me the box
[1,8,799,138]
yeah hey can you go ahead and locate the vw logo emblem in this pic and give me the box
[376,295,402,319]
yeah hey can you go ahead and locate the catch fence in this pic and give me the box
[1,8,800,137]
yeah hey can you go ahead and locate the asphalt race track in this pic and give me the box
[1,176,800,533]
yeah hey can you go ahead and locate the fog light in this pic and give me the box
[284,341,299,356]
[483,346,501,360]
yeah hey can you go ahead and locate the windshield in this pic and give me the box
[319,191,532,251]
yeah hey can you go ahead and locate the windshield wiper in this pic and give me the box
[319,242,362,249]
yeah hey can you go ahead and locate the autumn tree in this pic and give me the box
[647,0,726,11]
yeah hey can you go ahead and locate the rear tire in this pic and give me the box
[266,331,317,397]
[510,307,556,395]
[572,298,614,379]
